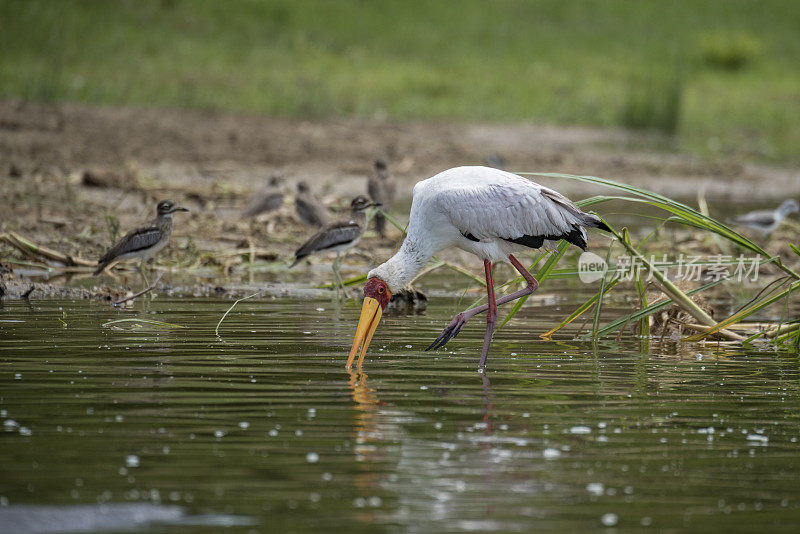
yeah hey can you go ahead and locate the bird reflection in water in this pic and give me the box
[347,369,386,522]
[343,369,527,528]
[479,372,493,436]
[347,369,381,455]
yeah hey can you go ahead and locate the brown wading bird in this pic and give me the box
[348,166,610,370]
[727,199,799,236]
[367,158,396,237]
[241,175,284,218]
[292,195,379,291]
[94,200,189,277]
[295,181,330,227]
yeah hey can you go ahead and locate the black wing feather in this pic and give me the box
[730,214,775,226]
[296,196,329,227]
[505,225,588,251]
[242,191,283,217]
[292,222,361,265]
[98,226,162,264]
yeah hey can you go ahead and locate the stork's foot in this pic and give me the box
[426,312,471,351]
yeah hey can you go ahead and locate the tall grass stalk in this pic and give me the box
[591,241,617,338]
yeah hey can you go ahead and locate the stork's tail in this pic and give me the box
[583,213,611,233]
[568,213,611,251]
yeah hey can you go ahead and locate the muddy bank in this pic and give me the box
[1,100,799,300]
[3,100,799,200]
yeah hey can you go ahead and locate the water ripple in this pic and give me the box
[2,297,800,532]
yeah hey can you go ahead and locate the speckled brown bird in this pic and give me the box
[291,195,378,290]
[367,158,396,238]
[94,200,188,275]
[295,181,330,227]
[241,175,285,218]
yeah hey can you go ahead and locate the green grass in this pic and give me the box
[2,0,800,164]
[502,173,800,345]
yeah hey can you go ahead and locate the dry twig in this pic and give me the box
[113,271,165,306]
[0,232,95,267]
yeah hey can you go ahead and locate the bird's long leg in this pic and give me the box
[506,254,540,289]
[478,260,497,369]
[333,251,350,297]
[332,252,343,294]
[427,253,540,351]
[136,261,150,289]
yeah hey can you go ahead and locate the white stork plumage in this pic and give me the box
[348,166,610,370]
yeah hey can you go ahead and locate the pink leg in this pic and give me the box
[427,254,539,352]
[478,260,497,369]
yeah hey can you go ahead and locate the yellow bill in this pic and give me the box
[347,296,383,369]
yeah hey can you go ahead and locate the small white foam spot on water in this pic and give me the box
[746,434,769,444]
[125,455,140,468]
[601,513,618,526]
[306,452,319,463]
[586,482,604,496]
[542,448,560,459]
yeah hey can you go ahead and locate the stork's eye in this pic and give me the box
[378,287,385,294]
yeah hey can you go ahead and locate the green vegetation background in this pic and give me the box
[2,0,799,164]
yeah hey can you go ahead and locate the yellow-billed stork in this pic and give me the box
[348,166,610,370]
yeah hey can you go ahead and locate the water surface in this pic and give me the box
[2,296,800,533]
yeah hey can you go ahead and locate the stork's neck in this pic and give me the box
[368,235,434,292]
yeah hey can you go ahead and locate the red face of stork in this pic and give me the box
[347,277,392,368]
